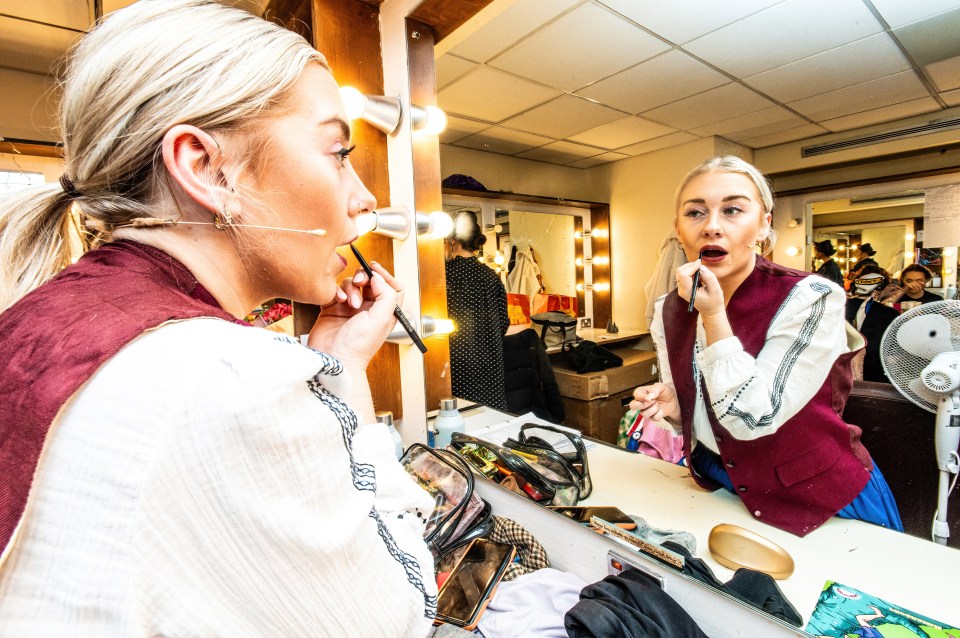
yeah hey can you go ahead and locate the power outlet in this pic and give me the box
[580,318,592,328]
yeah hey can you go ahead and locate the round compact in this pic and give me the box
[707,524,795,580]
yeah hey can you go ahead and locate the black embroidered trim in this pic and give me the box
[369,509,438,619]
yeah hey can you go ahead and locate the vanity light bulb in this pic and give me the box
[576,283,585,292]
[355,212,378,236]
[412,104,448,135]
[905,233,915,241]
[946,268,955,275]
[851,244,859,251]
[785,246,800,257]
[494,253,505,265]
[592,228,608,238]
[575,257,584,266]
[905,251,915,259]
[339,86,367,120]
[594,282,610,292]
[432,318,455,335]
[944,248,956,257]
[593,256,609,266]
[421,210,454,239]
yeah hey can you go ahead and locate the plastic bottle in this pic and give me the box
[946,284,957,301]
[376,411,404,460]
[433,398,465,450]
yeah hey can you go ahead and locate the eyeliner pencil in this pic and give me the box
[350,244,428,354]
[687,249,704,313]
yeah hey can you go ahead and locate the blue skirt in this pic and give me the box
[690,445,903,532]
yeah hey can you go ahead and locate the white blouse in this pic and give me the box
[0,319,437,637]
[651,275,860,453]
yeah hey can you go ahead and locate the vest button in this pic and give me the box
[715,435,722,443]
[725,460,735,468]
[754,510,761,517]
[738,486,747,492]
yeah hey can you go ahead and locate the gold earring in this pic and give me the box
[213,206,234,230]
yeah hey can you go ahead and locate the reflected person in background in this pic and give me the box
[631,156,902,538]
[813,239,843,287]
[0,1,437,634]
[445,212,510,410]
[877,263,943,307]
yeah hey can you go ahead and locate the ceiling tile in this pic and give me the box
[926,55,960,92]
[870,0,960,28]
[567,152,630,169]
[616,131,700,156]
[737,123,829,148]
[595,0,782,44]
[744,33,911,103]
[690,106,807,139]
[568,116,677,149]
[787,70,928,121]
[942,88,960,106]
[437,66,561,122]
[819,97,941,132]
[501,95,624,139]
[893,8,960,67]
[436,55,478,89]
[516,141,603,164]
[577,49,729,114]
[445,0,580,63]
[0,16,79,75]
[453,127,553,155]
[641,83,776,130]
[439,116,490,145]
[488,3,670,92]
[685,0,883,77]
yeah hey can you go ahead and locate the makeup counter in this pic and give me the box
[440,404,958,637]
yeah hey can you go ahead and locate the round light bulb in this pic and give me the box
[575,257,584,266]
[415,105,447,135]
[339,86,367,120]
[785,246,800,257]
[905,251,915,259]
[576,283,584,292]
[944,248,956,257]
[424,210,453,239]
[494,253,505,265]
[905,233,915,241]
[355,212,378,236]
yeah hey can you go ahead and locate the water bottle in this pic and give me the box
[376,411,404,460]
[433,398,465,450]
[946,284,957,300]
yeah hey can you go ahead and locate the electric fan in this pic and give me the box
[880,300,960,545]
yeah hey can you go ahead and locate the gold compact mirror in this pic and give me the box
[708,524,795,580]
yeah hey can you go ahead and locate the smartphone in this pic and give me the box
[434,538,516,630]
[547,505,637,530]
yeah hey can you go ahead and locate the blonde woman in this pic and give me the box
[631,157,902,538]
[0,1,436,635]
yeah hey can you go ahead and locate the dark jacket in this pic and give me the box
[502,328,564,423]
[845,297,899,383]
[662,257,872,537]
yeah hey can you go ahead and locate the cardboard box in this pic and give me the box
[553,348,658,401]
[560,387,636,444]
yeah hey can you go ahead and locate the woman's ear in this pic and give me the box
[161,124,231,217]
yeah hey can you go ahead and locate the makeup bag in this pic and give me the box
[531,311,578,347]
[449,431,582,505]
[401,444,494,558]
[505,424,592,500]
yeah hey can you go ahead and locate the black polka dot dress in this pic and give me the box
[445,256,509,411]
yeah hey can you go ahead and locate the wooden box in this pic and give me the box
[560,387,637,444]
[553,348,658,400]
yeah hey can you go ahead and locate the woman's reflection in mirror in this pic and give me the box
[445,212,510,410]
[630,156,903,538]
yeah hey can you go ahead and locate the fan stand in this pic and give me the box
[933,389,960,545]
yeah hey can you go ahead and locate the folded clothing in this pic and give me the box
[479,567,587,638]
[627,516,697,555]
[565,569,709,638]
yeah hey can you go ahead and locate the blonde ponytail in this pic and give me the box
[0,184,74,311]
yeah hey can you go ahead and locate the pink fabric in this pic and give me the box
[0,241,239,553]
[638,418,684,463]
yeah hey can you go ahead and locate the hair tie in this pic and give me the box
[59,174,81,198]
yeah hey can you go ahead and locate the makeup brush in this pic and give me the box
[350,244,428,353]
[687,249,704,313]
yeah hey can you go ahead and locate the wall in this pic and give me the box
[0,69,59,142]
[0,152,63,181]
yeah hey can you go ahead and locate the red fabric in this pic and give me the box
[0,241,239,553]
[662,256,872,537]
[530,293,578,317]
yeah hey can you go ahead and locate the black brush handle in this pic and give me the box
[350,244,428,353]
[687,250,704,313]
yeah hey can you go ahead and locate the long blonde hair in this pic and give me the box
[0,0,326,311]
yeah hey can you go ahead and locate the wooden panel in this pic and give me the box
[407,17,452,410]
[0,138,62,158]
[290,0,402,417]
[261,0,314,41]
[409,0,496,42]
[574,216,584,317]
[590,205,612,331]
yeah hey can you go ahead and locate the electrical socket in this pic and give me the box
[580,318,592,328]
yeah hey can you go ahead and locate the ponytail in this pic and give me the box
[0,183,74,311]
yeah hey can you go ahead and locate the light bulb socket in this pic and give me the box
[367,206,411,240]
[361,95,403,135]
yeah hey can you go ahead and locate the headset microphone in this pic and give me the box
[90,216,327,237]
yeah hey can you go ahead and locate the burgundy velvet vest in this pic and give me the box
[0,241,239,553]
[662,256,872,537]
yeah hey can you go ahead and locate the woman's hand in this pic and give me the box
[629,383,681,426]
[307,261,402,369]
[675,260,733,345]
